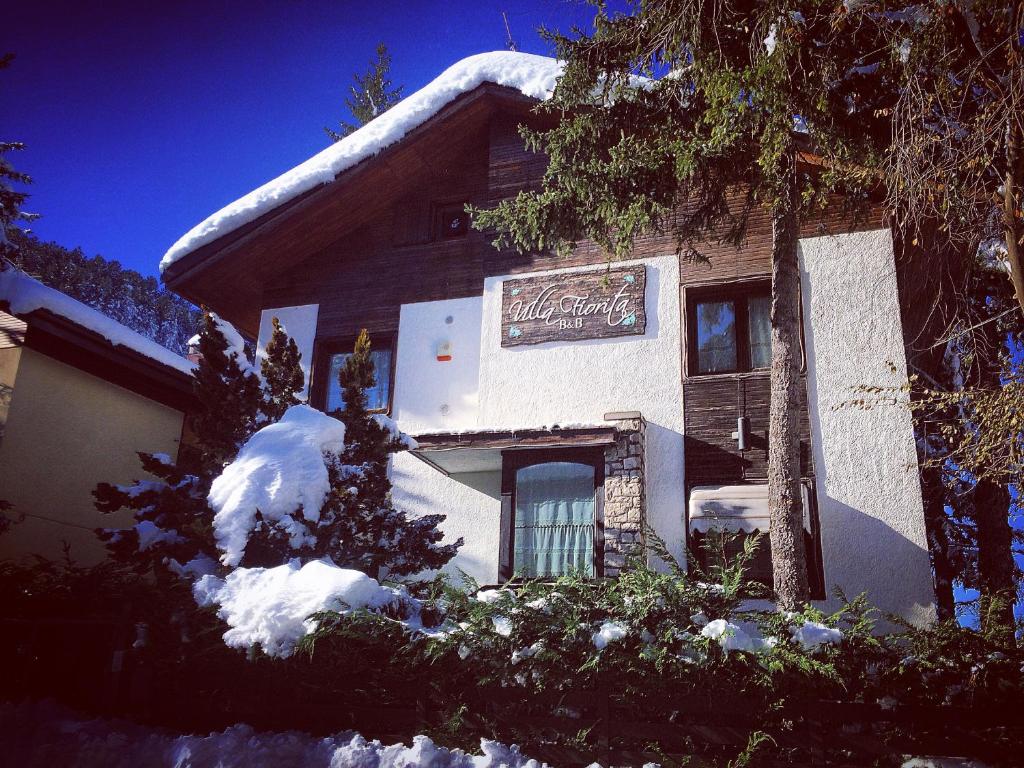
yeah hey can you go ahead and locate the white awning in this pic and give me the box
[688,484,811,533]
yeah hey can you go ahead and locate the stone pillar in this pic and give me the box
[602,411,646,577]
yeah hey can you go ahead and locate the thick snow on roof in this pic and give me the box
[160,51,562,273]
[0,267,194,375]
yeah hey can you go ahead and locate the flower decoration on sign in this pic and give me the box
[622,313,636,327]
[623,274,636,284]
[510,287,521,296]
[508,325,523,338]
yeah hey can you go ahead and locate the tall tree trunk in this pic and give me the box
[768,149,810,610]
[973,478,1016,646]
[920,463,956,621]
[1001,119,1024,321]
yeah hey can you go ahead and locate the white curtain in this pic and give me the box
[514,462,596,577]
[747,296,771,369]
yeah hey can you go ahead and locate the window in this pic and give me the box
[436,202,469,239]
[313,338,394,414]
[500,450,604,580]
[688,482,825,599]
[688,284,772,375]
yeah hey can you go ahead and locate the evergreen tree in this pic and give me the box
[0,54,36,259]
[10,229,201,354]
[325,43,404,142]
[242,330,461,576]
[473,1,892,609]
[261,316,305,422]
[320,329,461,577]
[190,312,265,470]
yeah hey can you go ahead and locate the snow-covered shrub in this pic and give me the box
[93,321,460,659]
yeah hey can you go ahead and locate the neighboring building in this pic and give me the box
[0,268,194,565]
[160,52,935,624]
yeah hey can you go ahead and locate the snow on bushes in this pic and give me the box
[209,405,346,566]
[792,619,843,650]
[592,620,628,650]
[193,558,402,658]
[699,619,759,654]
[0,700,550,768]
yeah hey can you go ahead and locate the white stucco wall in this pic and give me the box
[389,255,686,580]
[477,255,686,565]
[391,455,503,585]
[392,296,482,432]
[256,304,319,399]
[799,228,935,624]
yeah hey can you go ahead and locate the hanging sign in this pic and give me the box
[501,265,647,347]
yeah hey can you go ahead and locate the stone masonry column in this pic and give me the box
[602,411,646,577]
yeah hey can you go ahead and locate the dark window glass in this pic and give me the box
[748,295,772,369]
[325,348,392,413]
[690,287,775,375]
[696,300,737,373]
[437,203,469,239]
[514,462,596,578]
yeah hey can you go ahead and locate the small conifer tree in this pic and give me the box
[260,316,305,421]
[190,312,265,469]
[315,329,461,576]
[325,43,404,142]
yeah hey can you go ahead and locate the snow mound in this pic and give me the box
[0,700,551,768]
[0,267,194,375]
[209,404,346,566]
[160,52,562,272]
[193,558,398,658]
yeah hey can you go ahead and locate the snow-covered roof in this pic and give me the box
[160,51,563,274]
[0,267,195,375]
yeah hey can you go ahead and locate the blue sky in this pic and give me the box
[3,0,601,278]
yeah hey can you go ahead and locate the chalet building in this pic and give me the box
[161,52,935,624]
[0,268,194,565]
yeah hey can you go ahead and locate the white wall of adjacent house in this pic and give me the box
[255,304,319,399]
[799,228,935,625]
[389,255,686,584]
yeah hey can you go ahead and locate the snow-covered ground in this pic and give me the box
[0,700,549,768]
[0,701,989,767]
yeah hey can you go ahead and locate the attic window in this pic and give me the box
[437,203,469,239]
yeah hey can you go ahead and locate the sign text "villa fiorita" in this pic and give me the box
[501,265,647,347]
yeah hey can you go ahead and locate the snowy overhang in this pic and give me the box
[0,267,194,376]
[159,52,562,277]
[410,424,616,475]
